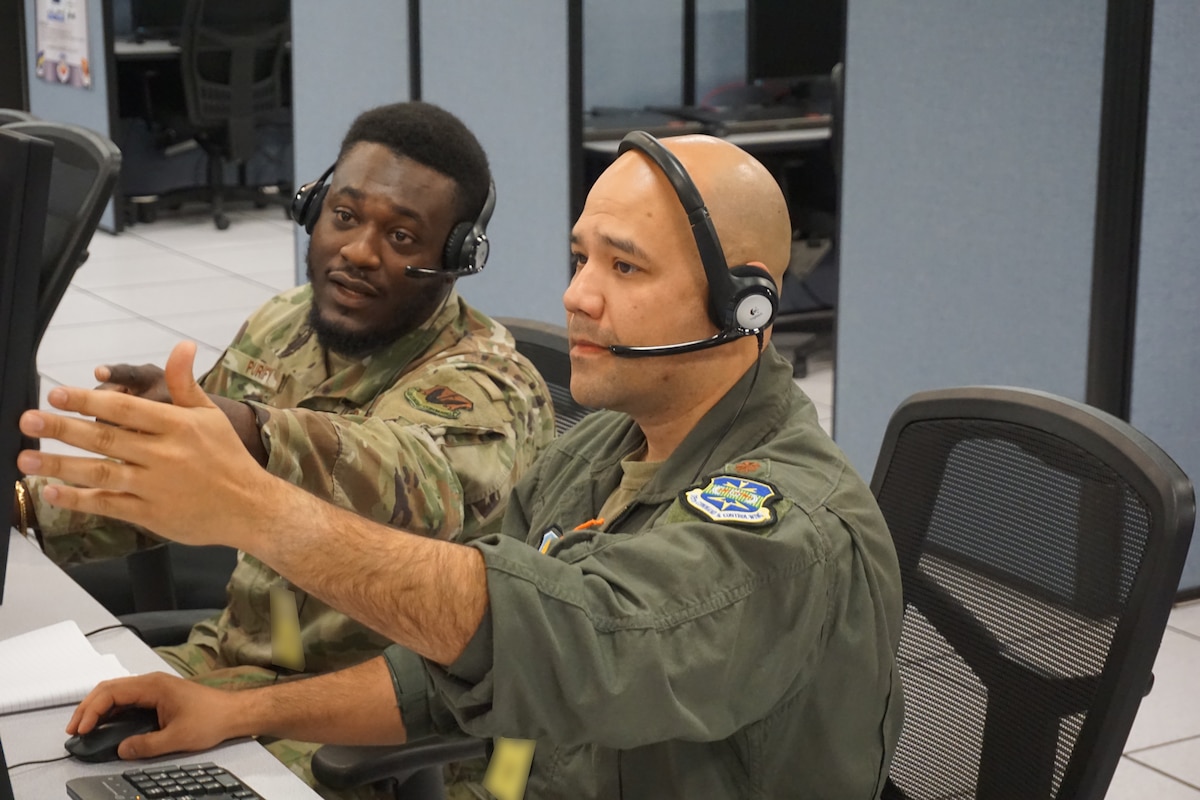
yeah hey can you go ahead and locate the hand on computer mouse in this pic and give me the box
[64,705,161,763]
[67,672,247,761]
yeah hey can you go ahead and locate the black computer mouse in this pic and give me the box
[64,706,161,763]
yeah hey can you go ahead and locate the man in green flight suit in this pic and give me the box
[23,131,904,799]
[11,101,554,797]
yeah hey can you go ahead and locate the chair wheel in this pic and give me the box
[214,214,231,230]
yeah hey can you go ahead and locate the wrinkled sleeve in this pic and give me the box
[253,361,549,541]
[414,507,851,750]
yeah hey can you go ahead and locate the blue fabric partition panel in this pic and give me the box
[1131,0,1200,591]
[421,0,573,326]
[834,0,1107,474]
[288,2,412,283]
[24,0,117,232]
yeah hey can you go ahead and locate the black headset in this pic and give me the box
[290,163,496,279]
[608,131,778,358]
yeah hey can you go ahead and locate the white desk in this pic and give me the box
[112,38,180,59]
[0,530,321,799]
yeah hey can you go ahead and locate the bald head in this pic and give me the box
[618,134,794,287]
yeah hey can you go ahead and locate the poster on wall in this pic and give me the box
[34,0,92,89]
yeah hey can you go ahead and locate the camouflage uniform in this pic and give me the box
[28,284,555,799]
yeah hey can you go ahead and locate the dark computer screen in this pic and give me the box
[0,730,13,800]
[130,0,188,40]
[0,128,54,607]
[746,0,845,84]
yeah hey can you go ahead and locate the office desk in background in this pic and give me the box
[0,529,321,799]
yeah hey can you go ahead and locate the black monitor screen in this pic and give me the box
[0,128,53,606]
[746,0,845,84]
[130,0,188,39]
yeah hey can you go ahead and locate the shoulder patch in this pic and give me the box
[405,385,475,419]
[681,476,780,527]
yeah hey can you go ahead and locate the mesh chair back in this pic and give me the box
[872,387,1194,800]
[3,122,120,349]
[496,317,594,435]
[180,0,289,161]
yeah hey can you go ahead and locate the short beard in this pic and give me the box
[306,302,412,358]
[305,243,411,358]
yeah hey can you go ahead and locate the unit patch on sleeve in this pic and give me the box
[682,475,780,527]
[405,385,475,419]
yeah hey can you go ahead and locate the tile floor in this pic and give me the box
[37,206,1200,797]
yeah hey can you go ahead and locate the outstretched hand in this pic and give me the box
[17,341,284,551]
[68,672,248,760]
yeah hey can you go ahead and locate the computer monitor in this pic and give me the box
[130,0,188,41]
[0,128,54,606]
[746,0,845,88]
[0,730,13,800]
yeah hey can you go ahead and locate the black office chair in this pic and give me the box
[871,387,1194,799]
[311,318,594,799]
[156,0,291,230]
[0,109,38,125]
[4,121,121,427]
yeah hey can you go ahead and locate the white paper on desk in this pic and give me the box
[0,620,131,714]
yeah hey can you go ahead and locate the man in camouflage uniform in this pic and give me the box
[14,102,554,799]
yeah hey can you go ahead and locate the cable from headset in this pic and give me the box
[688,332,765,487]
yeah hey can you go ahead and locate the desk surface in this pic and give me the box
[113,37,180,59]
[1,530,321,799]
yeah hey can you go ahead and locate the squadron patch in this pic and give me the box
[682,476,780,527]
[405,385,474,419]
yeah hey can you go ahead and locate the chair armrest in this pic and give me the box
[311,735,487,790]
[119,609,220,647]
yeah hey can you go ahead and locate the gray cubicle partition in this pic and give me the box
[835,0,1106,473]
[1131,0,1200,592]
[421,0,577,325]
[583,0,683,110]
[23,0,118,232]
[288,2,413,284]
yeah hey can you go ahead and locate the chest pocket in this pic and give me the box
[220,348,288,402]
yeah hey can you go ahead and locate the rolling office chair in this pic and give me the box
[4,121,120,442]
[311,318,594,799]
[153,0,291,230]
[870,387,1194,799]
[0,109,38,125]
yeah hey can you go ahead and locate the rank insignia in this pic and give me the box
[682,476,779,527]
[405,385,474,419]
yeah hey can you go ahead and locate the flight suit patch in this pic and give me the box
[404,385,474,419]
[681,476,780,527]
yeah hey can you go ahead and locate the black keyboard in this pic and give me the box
[66,762,262,800]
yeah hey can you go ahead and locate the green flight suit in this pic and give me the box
[385,345,904,799]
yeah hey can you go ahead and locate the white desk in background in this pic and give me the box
[1,529,322,799]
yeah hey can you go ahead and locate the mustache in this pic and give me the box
[568,322,618,348]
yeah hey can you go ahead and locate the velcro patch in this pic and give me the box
[405,385,474,419]
[682,476,780,527]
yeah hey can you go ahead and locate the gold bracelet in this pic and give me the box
[14,480,30,538]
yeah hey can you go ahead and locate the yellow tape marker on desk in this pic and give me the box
[483,737,535,800]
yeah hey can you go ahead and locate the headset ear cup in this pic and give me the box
[301,184,328,235]
[728,265,779,331]
[443,221,473,273]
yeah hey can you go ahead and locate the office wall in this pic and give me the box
[288,3,411,282]
[24,0,117,231]
[1131,0,1200,590]
[583,0,746,110]
[422,0,573,325]
[835,0,1107,474]
[583,0,682,110]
